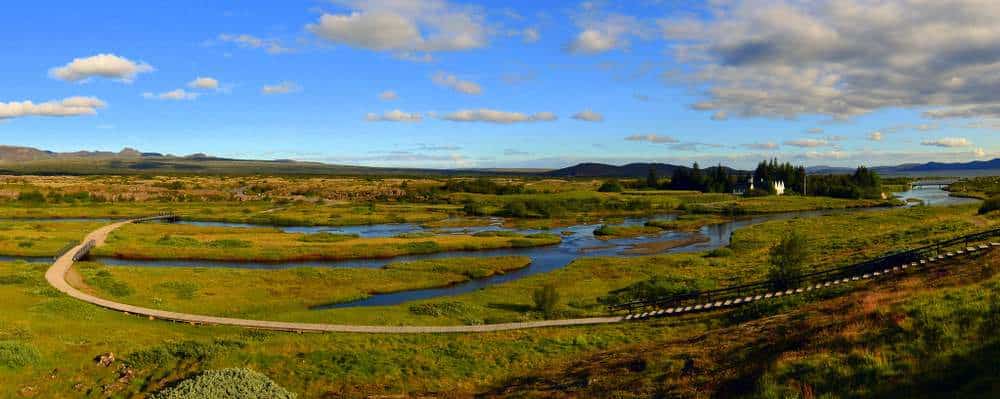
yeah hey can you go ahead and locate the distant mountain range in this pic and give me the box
[543,162,742,178]
[808,159,1000,177]
[0,145,995,177]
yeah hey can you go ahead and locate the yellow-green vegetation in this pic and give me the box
[592,224,664,238]
[94,223,560,262]
[384,256,531,279]
[0,200,995,397]
[79,203,994,328]
[73,256,532,316]
[494,250,1000,398]
[645,214,728,231]
[949,176,1000,200]
[683,194,898,214]
[0,221,104,257]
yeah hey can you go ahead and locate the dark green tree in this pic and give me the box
[533,284,561,319]
[767,231,809,290]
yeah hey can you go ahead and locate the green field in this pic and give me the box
[93,223,561,262]
[0,174,994,397]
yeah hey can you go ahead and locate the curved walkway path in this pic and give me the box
[46,218,996,334]
[45,219,623,333]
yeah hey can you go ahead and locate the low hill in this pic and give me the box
[809,159,1000,177]
[545,162,742,178]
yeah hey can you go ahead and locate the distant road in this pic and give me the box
[45,219,623,333]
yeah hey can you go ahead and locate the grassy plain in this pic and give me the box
[76,204,994,328]
[0,221,103,257]
[0,174,993,397]
[72,256,532,316]
[92,223,560,262]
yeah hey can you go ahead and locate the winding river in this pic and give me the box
[5,187,977,308]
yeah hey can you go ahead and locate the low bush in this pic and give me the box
[979,196,1000,214]
[151,368,296,399]
[706,247,734,258]
[297,232,358,242]
[207,239,252,248]
[399,241,442,254]
[533,284,560,319]
[0,341,40,369]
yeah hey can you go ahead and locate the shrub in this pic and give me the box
[400,241,441,254]
[706,247,734,258]
[979,196,1000,214]
[597,180,623,193]
[296,232,358,243]
[599,276,709,306]
[0,341,40,369]
[767,231,809,290]
[505,201,530,217]
[207,239,252,248]
[473,230,520,238]
[533,284,560,319]
[151,368,296,399]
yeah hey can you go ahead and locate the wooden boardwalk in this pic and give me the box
[45,218,623,333]
[45,217,996,333]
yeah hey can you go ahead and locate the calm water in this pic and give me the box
[25,187,978,308]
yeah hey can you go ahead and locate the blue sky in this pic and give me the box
[1,0,997,169]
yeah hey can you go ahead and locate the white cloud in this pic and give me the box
[568,8,645,54]
[784,139,829,148]
[378,90,399,101]
[432,72,482,95]
[366,109,422,122]
[522,28,540,43]
[218,34,291,54]
[974,148,986,158]
[921,137,972,148]
[307,0,486,56]
[569,29,618,53]
[868,131,883,141]
[142,89,198,101]
[806,128,824,134]
[49,54,153,83]
[664,0,1000,120]
[625,134,678,144]
[439,109,557,124]
[572,110,604,122]
[0,97,106,119]
[743,142,779,150]
[261,81,301,95]
[188,77,220,90]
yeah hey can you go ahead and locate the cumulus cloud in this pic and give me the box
[432,72,482,95]
[307,0,486,56]
[662,0,1000,120]
[366,109,422,122]
[142,89,198,101]
[742,142,779,150]
[625,134,678,144]
[921,137,972,148]
[218,34,291,54]
[0,97,106,119]
[784,139,829,148]
[261,81,301,95]
[49,54,153,83]
[572,110,604,122]
[568,8,645,54]
[188,77,219,90]
[867,132,883,141]
[378,90,398,101]
[439,109,557,124]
